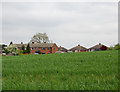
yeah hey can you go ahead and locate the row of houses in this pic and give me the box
[10,42,108,54]
[59,43,108,53]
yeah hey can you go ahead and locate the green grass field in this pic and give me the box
[2,50,118,90]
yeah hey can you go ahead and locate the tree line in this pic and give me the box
[1,43,30,56]
[107,43,120,50]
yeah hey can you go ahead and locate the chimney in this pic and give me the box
[78,44,80,46]
[21,42,23,44]
[32,42,34,44]
[99,43,101,45]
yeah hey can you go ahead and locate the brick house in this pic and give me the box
[11,42,58,54]
[69,44,87,52]
[88,43,108,52]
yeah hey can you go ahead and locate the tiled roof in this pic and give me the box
[69,44,87,51]
[12,43,55,48]
[89,43,108,49]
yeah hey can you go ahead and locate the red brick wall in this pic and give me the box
[51,44,58,53]
[30,47,51,54]
[40,47,51,54]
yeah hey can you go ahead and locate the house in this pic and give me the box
[69,44,87,52]
[88,43,108,52]
[58,46,68,53]
[11,42,58,54]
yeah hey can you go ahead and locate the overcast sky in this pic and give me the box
[2,2,118,49]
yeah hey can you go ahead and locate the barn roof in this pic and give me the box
[11,43,55,48]
[89,43,108,49]
[69,44,87,51]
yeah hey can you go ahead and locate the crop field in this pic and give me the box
[2,50,118,90]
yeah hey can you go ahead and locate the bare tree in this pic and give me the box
[30,32,50,43]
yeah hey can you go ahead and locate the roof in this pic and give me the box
[89,43,108,49]
[69,44,87,51]
[58,46,68,52]
[11,43,55,48]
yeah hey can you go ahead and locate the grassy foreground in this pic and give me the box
[2,50,118,90]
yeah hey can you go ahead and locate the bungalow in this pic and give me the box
[55,46,68,53]
[11,42,58,54]
[69,44,87,52]
[88,43,108,52]
[58,46,68,52]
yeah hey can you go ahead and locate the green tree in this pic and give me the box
[4,45,18,55]
[4,48,10,55]
[21,45,26,54]
[114,43,120,50]
[17,49,23,55]
[26,43,30,53]
[30,32,50,43]
[107,46,114,50]
[1,44,7,53]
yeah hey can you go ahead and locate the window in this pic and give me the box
[36,47,38,50]
[48,48,49,50]
[31,48,34,50]
[54,48,55,50]
[42,48,45,50]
